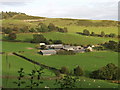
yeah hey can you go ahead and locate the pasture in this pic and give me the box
[16,32,118,45]
[2,41,119,88]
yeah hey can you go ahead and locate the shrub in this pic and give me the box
[74,66,84,76]
[31,34,47,43]
[90,63,119,80]
[8,33,17,40]
[83,29,90,36]
[40,45,46,50]
[48,23,56,31]
[100,31,105,37]
[60,66,69,74]
[52,40,62,44]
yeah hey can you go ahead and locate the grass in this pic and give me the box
[16,32,118,45]
[2,41,119,88]
[2,16,119,88]
[22,51,118,76]
[2,41,37,52]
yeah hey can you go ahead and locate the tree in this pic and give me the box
[103,41,118,51]
[48,23,56,31]
[91,32,95,36]
[8,33,16,40]
[83,29,90,36]
[3,27,12,34]
[109,33,116,38]
[63,27,68,33]
[55,75,78,88]
[101,31,105,37]
[90,63,119,80]
[60,66,69,74]
[57,27,68,33]
[74,66,84,76]
[37,24,49,32]
[53,40,62,44]
[29,28,36,32]
[32,34,47,43]
[13,68,26,88]
[40,45,46,50]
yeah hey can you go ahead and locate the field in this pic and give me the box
[15,32,118,45]
[2,13,119,88]
[3,18,118,35]
[2,41,119,88]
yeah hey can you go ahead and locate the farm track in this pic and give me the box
[12,52,60,73]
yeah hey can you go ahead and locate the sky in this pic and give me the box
[0,0,119,20]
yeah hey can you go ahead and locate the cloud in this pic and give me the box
[0,0,35,6]
[0,2,26,6]
[0,0,119,20]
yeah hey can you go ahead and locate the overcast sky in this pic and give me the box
[0,0,119,20]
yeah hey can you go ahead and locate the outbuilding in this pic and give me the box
[40,50,57,56]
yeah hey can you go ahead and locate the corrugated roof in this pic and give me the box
[40,50,56,54]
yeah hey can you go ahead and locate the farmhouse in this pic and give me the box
[40,50,57,56]
[86,46,93,51]
[63,45,82,51]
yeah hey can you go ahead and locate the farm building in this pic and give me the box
[40,43,45,46]
[46,44,63,49]
[86,46,93,51]
[73,49,85,53]
[63,45,82,51]
[40,50,57,56]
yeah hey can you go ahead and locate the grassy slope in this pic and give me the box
[2,41,119,88]
[2,14,119,88]
[16,32,118,45]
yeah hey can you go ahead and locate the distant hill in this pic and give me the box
[1,11,45,19]
[1,11,118,35]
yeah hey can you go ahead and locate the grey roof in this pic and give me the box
[40,50,56,55]
[46,44,63,49]
[73,49,85,53]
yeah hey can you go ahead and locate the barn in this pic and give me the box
[40,50,57,56]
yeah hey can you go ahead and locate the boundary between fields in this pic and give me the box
[12,52,60,73]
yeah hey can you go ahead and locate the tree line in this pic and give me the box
[2,23,68,34]
[76,29,118,38]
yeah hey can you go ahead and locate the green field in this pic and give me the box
[2,41,119,88]
[16,32,118,45]
[3,18,118,35]
[2,13,119,88]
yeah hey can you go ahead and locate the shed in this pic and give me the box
[40,50,57,56]
[40,43,45,46]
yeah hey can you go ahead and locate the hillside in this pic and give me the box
[2,11,118,45]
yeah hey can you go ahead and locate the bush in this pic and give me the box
[90,63,119,80]
[101,31,105,37]
[40,45,46,50]
[8,33,17,40]
[48,23,56,31]
[60,66,69,74]
[74,66,84,76]
[83,29,90,36]
[53,40,62,44]
[54,71,61,77]
[31,34,47,43]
